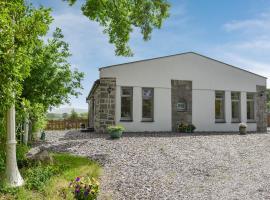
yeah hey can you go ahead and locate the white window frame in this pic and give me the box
[120,87,133,121]
[215,91,225,122]
[231,91,241,122]
[142,88,154,122]
[247,92,255,122]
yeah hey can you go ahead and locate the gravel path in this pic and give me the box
[42,130,270,200]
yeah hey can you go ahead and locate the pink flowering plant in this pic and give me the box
[69,176,100,200]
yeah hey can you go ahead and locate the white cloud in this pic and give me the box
[220,11,270,87]
[223,13,270,32]
[232,39,270,50]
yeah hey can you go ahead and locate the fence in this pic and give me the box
[45,119,88,130]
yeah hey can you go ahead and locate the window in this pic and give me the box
[247,93,255,121]
[231,92,241,122]
[215,91,225,122]
[142,88,154,121]
[121,87,133,121]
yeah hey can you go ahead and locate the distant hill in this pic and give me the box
[48,107,88,114]
[47,107,88,120]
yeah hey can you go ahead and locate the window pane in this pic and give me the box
[142,88,153,120]
[232,101,240,120]
[247,93,254,100]
[121,97,132,118]
[143,99,153,118]
[247,101,255,120]
[231,92,240,100]
[121,87,133,120]
[215,91,225,121]
[216,92,224,99]
[143,88,153,99]
[247,93,255,120]
[215,100,224,119]
[122,88,132,96]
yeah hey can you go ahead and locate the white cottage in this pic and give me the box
[87,52,267,133]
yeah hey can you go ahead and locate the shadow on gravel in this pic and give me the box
[59,130,268,140]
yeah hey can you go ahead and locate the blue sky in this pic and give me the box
[30,0,270,109]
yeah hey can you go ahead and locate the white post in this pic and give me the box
[5,104,24,187]
[23,113,29,145]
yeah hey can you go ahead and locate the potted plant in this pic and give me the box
[188,124,196,133]
[177,123,196,133]
[106,125,125,139]
[239,123,247,135]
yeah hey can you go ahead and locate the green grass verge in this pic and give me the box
[0,153,101,200]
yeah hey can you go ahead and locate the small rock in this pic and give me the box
[27,148,53,164]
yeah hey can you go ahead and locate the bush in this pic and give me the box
[178,123,196,133]
[17,144,30,168]
[69,176,100,200]
[25,165,62,191]
[0,144,30,173]
[0,147,5,173]
[239,123,247,128]
[106,125,125,133]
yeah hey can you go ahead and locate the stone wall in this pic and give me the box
[97,77,116,132]
[256,85,267,132]
[93,86,100,131]
[171,80,192,131]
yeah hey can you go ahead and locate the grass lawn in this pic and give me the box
[0,153,101,200]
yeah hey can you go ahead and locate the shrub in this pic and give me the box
[106,125,125,133]
[69,176,100,200]
[25,165,62,191]
[239,123,247,128]
[178,123,196,133]
[0,150,5,173]
[17,144,30,168]
[0,144,30,172]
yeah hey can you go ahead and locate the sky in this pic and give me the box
[30,0,270,110]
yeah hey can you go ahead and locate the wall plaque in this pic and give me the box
[176,101,186,112]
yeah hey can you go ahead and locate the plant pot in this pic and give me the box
[109,131,123,139]
[239,127,247,135]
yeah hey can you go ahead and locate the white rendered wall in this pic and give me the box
[115,86,171,132]
[100,53,266,132]
[192,90,256,132]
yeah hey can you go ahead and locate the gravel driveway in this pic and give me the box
[43,130,270,200]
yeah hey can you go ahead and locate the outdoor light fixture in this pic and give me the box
[107,86,112,94]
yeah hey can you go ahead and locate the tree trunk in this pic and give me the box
[5,105,24,187]
[23,113,29,145]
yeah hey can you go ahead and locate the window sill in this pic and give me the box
[120,119,133,122]
[215,121,226,123]
[141,120,154,122]
[231,121,241,123]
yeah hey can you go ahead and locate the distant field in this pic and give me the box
[47,112,88,120]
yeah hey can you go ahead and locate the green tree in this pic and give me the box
[0,1,52,112]
[22,28,84,112]
[64,0,170,56]
[69,109,79,120]
[0,0,52,187]
[80,112,88,119]
[62,112,69,119]
[20,28,84,134]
